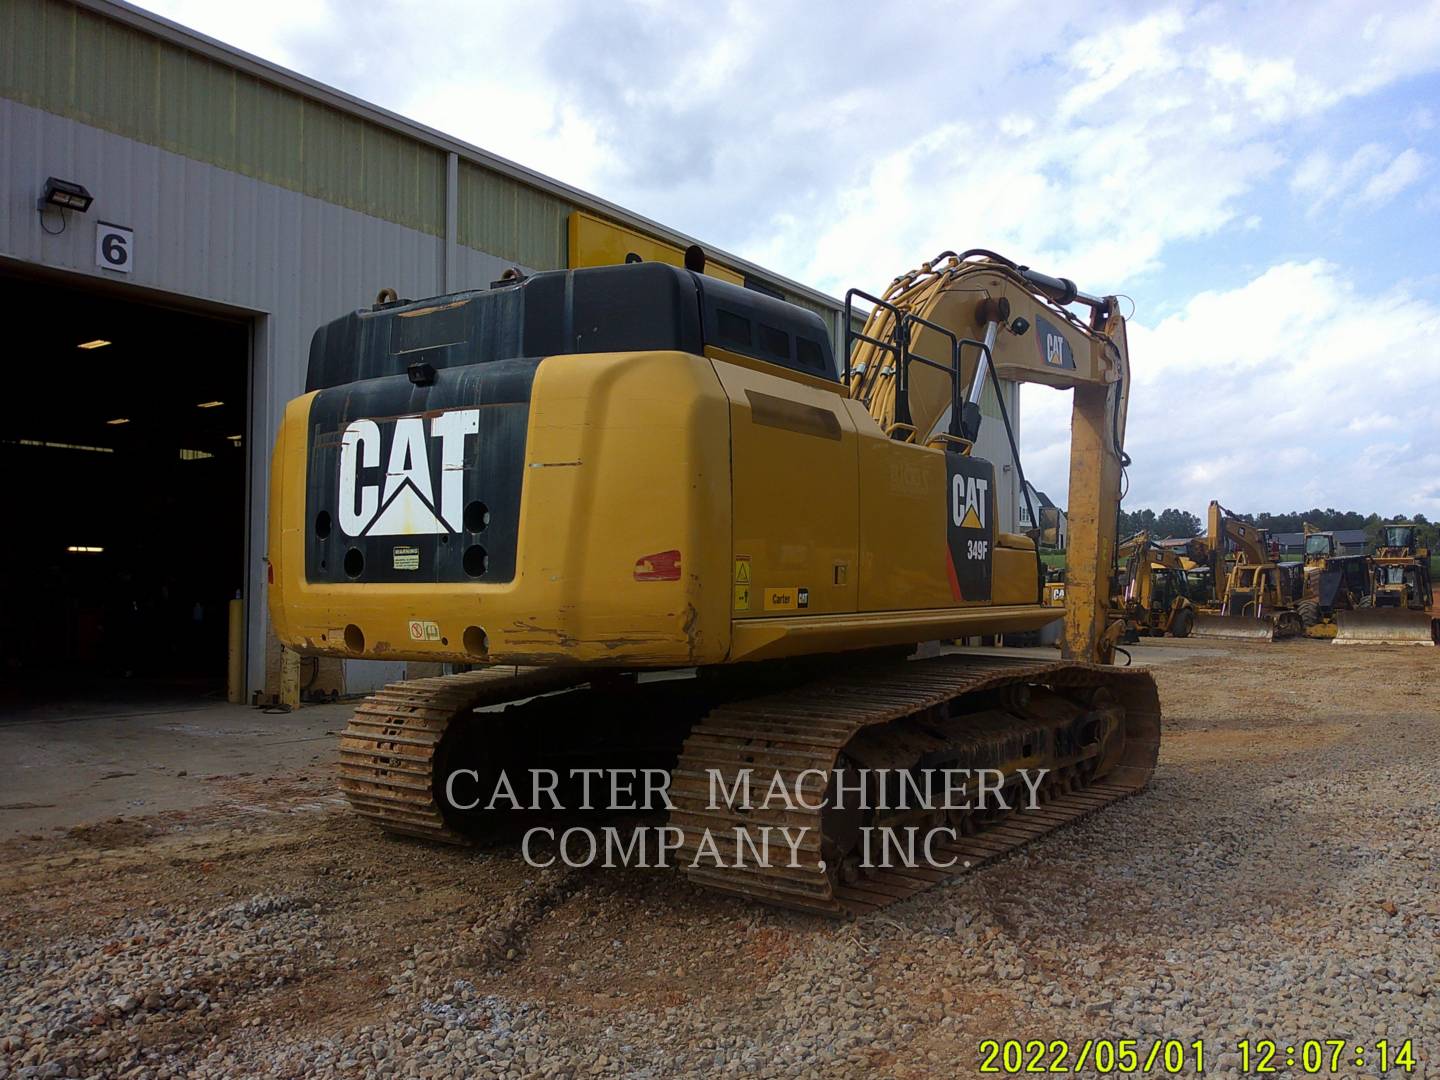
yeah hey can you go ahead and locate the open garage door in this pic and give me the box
[0,274,249,716]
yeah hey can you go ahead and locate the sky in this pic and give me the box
[139,0,1440,520]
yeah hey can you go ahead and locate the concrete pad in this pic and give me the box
[0,699,350,838]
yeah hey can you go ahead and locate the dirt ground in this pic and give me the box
[1,638,1435,1079]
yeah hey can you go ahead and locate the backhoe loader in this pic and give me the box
[1189,502,1302,641]
[1112,531,1197,640]
[268,248,1158,915]
[1334,523,1437,645]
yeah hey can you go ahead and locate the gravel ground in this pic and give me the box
[0,639,1435,1079]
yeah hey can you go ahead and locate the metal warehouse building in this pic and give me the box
[0,0,1023,704]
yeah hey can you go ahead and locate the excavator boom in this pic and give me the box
[844,250,1132,664]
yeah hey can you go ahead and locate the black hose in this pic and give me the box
[956,248,1019,268]
[1114,646,1133,667]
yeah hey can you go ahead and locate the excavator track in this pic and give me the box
[337,654,1159,917]
[338,665,585,844]
[670,654,1159,916]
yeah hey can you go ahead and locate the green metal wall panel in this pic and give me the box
[457,160,572,271]
[1,0,446,236]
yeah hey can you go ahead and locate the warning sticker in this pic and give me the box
[733,584,750,610]
[407,619,441,641]
[393,545,420,571]
[734,556,751,584]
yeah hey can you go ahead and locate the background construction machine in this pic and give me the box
[1334,522,1437,645]
[268,249,1159,915]
[1297,523,1371,638]
[1189,502,1302,641]
[1112,531,1197,641]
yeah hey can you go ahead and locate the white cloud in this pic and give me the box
[136,0,332,70]
[1294,144,1429,213]
[1358,148,1427,205]
[1021,260,1440,518]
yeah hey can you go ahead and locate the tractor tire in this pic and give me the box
[1170,608,1195,638]
[1297,599,1321,627]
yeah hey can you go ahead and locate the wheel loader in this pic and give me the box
[1334,522,1438,645]
[267,249,1159,915]
[1189,502,1302,642]
[1111,532,1197,641]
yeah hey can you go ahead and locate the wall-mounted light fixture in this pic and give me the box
[78,339,111,350]
[39,177,94,212]
[37,176,94,236]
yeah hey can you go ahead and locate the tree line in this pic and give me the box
[1117,507,1437,547]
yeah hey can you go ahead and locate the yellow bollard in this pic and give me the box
[226,597,244,704]
[279,646,301,711]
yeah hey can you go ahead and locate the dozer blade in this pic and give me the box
[1190,612,1276,642]
[1332,609,1438,646]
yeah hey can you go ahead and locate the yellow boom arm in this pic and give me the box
[847,251,1132,663]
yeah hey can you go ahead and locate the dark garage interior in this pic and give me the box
[0,273,250,712]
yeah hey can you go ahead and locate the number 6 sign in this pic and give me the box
[95,222,133,273]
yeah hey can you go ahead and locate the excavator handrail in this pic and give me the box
[842,287,898,384]
[845,287,973,445]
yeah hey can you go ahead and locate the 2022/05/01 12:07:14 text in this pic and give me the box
[976,1037,1417,1074]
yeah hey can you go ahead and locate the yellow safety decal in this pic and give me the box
[407,619,441,641]
[733,584,750,611]
[734,556,751,584]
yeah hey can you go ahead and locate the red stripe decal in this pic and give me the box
[946,548,964,601]
[634,549,682,582]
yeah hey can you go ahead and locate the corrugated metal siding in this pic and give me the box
[456,160,571,271]
[1,0,446,235]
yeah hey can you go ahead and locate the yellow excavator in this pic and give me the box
[1189,502,1302,641]
[1334,522,1437,645]
[1112,531,1197,640]
[268,249,1159,915]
